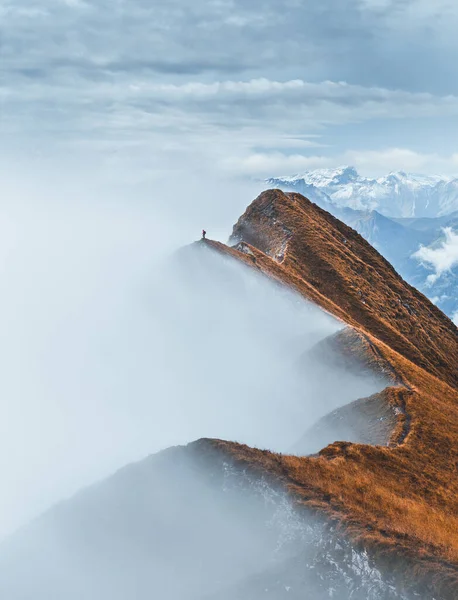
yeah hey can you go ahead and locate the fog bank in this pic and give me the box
[0,160,384,539]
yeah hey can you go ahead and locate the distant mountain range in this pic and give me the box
[267,168,458,322]
[267,166,458,218]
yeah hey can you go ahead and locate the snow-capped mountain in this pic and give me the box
[267,166,458,218]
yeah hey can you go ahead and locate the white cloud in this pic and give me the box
[6,78,458,133]
[223,148,458,179]
[413,227,458,283]
[222,152,333,176]
[121,78,458,109]
[8,65,458,185]
[344,149,458,177]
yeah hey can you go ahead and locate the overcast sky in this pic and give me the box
[2,0,458,180]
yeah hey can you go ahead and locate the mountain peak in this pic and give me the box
[229,188,458,387]
[386,170,407,180]
[331,164,359,180]
[295,165,360,187]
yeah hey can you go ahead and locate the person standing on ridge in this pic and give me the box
[202,229,206,239]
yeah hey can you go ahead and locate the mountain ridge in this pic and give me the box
[1,189,457,598]
[223,189,458,387]
[203,188,458,596]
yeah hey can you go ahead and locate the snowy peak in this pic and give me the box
[268,166,359,188]
[299,165,359,187]
[268,167,458,218]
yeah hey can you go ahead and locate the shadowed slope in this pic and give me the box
[0,438,422,600]
[291,390,401,456]
[291,328,399,453]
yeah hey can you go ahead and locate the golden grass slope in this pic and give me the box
[201,189,458,597]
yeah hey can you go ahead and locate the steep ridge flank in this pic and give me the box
[291,328,401,454]
[287,327,400,453]
[202,189,458,597]
[304,327,398,383]
[291,390,400,455]
[229,189,458,389]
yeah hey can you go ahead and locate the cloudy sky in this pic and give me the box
[2,0,458,181]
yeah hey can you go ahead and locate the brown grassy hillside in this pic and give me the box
[201,189,458,597]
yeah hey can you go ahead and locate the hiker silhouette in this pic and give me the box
[202,229,206,239]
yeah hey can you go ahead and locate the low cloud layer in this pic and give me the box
[225,148,458,178]
[0,166,385,542]
[413,227,458,283]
